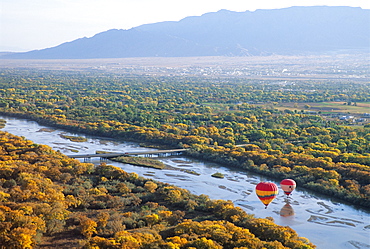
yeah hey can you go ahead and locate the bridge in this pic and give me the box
[67,144,249,162]
[67,149,188,162]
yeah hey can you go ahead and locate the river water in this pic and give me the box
[1,115,369,249]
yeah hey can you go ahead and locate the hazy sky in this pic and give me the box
[1,0,369,52]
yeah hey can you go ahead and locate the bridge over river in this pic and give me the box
[67,144,250,162]
[67,148,188,161]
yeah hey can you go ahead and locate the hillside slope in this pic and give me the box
[4,6,369,59]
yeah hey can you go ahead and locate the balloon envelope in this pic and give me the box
[255,182,278,208]
[280,179,296,196]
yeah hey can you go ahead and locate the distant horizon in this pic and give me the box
[1,1,369,52]
[1,6,369,60]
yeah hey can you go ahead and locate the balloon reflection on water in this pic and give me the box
[280,203,295,217]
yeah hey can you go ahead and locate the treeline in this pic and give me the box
[0,69,369,207]
[0,131,315,248]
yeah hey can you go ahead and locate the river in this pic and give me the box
[0,115,369,249]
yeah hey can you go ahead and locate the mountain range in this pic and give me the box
[3,6,370,59]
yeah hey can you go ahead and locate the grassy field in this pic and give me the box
[206,101,369,116]
[271,102,370,114]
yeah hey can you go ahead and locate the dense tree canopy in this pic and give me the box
[0,131,316,248]
[0,69,369,208]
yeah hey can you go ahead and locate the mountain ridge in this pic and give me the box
[3,6,369,59]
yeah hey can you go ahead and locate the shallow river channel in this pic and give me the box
[1,115,369,249]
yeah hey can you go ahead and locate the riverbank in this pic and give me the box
[1,110,369,208]
[1,129,319,248]
[0,119,5,128]
[1,114,369,249]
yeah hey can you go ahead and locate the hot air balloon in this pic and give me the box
[255,182,278,208]
[280,179,296,196]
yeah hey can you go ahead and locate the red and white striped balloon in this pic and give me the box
[280,179,296,196]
